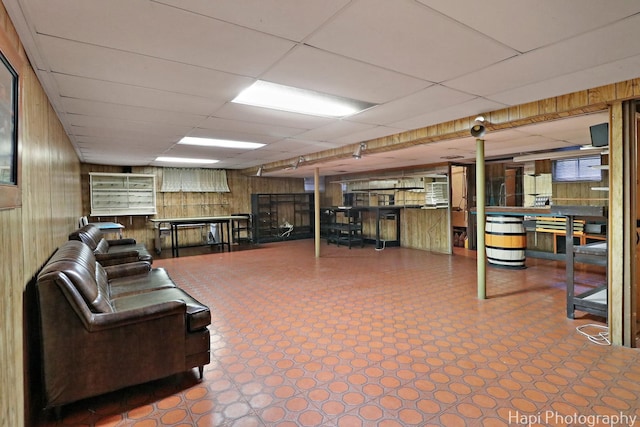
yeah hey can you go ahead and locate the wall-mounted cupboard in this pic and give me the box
[90,172,157,216]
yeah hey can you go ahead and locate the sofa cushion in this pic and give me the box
[108,267,177,298]
[111,288,211,332]
[106,242,153,263]
[69,225,102,251]
[38,241,113,313]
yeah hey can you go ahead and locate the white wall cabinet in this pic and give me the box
[90,172,157,216]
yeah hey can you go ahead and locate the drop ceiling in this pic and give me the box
[3,0,640,177]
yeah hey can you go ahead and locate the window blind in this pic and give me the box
[160,168,230,192]
[552,156,601,182]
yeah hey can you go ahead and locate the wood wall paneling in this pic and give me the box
[0,4,82,425]
[402,208,450,253]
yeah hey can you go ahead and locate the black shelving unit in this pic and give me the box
[325,208,364,249]
[251,193,314,243]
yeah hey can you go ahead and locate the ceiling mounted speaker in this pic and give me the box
[470,116,486,138]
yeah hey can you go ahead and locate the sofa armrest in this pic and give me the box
[103,261,151,279]
[95,251,140,265]
[86,300,185,332]
[107,238,137,246]
[39,276,188,408]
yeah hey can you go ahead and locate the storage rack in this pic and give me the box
[325,208,364,249]
[251,193,314,243]
[550,205,608,319]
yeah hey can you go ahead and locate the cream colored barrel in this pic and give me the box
[485,216,526,269]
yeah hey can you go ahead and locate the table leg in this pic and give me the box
[174,223,180,257]
[375,210,381,249]
[566,216,575,318]
[170,224,174,257]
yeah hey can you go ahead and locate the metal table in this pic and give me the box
[150,215,250,257]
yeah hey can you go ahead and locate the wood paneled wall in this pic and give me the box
[402,208,450,253]
[79,164,319,248]
[553,181,609,207]
[0,4,82,426]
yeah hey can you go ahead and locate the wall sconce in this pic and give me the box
[256,165,263,176]
[353,142,367,159]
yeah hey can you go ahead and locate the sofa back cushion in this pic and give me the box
[69,224,103,251]
[38,240,113,313]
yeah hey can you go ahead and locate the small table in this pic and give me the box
[89,222,124,239]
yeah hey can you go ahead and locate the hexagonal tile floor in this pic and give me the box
[36,240,640,426]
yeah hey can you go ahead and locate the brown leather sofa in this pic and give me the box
[36,240,210,412]
[69,223,153,266]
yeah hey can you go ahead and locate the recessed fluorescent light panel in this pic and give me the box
[232,80,376,118]
[179,137,265,149]
[155,156,219,164]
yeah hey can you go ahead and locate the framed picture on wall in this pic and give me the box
[0,33,22,210]
[0,50,18,186]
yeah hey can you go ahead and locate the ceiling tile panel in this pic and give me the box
[350,84,476,126]
[60,98,207,127]
[37,35,254,100]
[26,0,295,75]
[65,115,193,138]
[75,136,175,152]
[296,121,376,142]
[262,45,431,104]
[69,124,183,142]
[213,103,333,130]
[490,55,640,106]
[418,0,640,53]
[446,13,640,98]
[195,116,308,140]
[53,74,225,115]
[153,0,350,41]
[388,98,507,130]
[306,0,517,82]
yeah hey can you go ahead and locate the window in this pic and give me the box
[160,168,230,192]
[0,39,23,210]
[552,155,602,182]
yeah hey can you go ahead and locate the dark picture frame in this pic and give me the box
[0,50,18,186]
[0,31,22,210]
